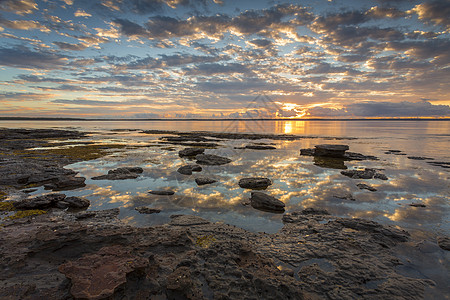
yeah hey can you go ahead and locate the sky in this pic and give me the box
[0,0,449,119]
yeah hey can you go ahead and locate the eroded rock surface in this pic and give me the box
[14,193,90,210]
[177,164,202,175]
[357,183,377,192]
[0,210,436,299]
[179,147,205,157]
[195,177,217,185]
[341,168,388,180]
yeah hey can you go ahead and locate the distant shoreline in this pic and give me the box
[0,117,449,121]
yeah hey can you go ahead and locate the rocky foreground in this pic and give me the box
[0,208,434,300]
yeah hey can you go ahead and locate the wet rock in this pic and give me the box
[244,145,276,150]
[301,207,330,215]
[409,203,426,207]
[341,168,388,180]
[238,177,272,190]
[195,177,217,185]
[334,193,356,201]
[58,245,149,300]
[195,154,232,165]
[314,144,349,158]
[345,152,379,161]
[178,147,205,157]
[300,148,315,156]
[14,193,66,209]
[91,167,143,180]
[282,208,330,223]
[437,236,450,251]
[64,196,90,209]
[407,156,434,160]
[135,207,161,214]
[250,192,285,213]
[21,188,38,193]
[74,208,120,220]
[44,176,86,191]
[149,190,175,196]
[426,161,450,169]
[357,183,377,192]
[335,218,409,243]
[177,164,202,175]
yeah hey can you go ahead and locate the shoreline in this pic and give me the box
[0,128,449,299]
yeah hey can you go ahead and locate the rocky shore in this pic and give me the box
[0,128,448,299]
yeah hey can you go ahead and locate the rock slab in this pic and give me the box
[195,154,232,165]
[250,192,285,213]
[92,167,143,180]
[239,177,272,189]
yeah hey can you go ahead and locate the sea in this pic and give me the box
[2,119,450,296]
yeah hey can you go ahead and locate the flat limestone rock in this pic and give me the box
[177,164,202,175]
[178,147,205,157]
[314,144,349,158]
[58,245,149,300]
[341,168,388,180]
[195,154,232,165]
[44,176,86,191]
[14,193,66,209]
[195,177,217,185]
[169,214,211,226]
[239,177,272,189]
[149,190,175,196]
[244,145,276,150]
[250,191,285,213]
[135,206,161,214]
[92,167,143,180]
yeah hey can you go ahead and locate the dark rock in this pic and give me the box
[301,208,330,215]
[149,190,175,196]
[250,192,285,213]
[244,145,276,150]
[437,236,450,251]
[238,177,272,189]
[300,148,315,156]
[335,218,409,243]
[58,245,149,300]
[409,203,426,207]
[92,167,143,180]
[21,188,38,193]
[357,183,377,192]
[282,208,330,223]
[426,161,450,169]
[178,147,205,157]
[314,144,349,158]
[74,208,120,220]
[177,165,202,175]
[195,177,217,185]
[344,152,379,161]
[64,196,90,209]
[135,207,161,214]
[169,214,210,226]
[334,193,356,201]
[341,168,388,180]
[195,154,232,165]
[44,176,86,191]
[407,156,434,160]
[387,150,402,153]
[14,193,66,209]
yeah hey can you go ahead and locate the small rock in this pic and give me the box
[334,193,356,201]
[409,203,426,207]
[177,165,202,175]
[239,177,272,189]
[179,147,205,157]
[92,167,143,180]
[407,156,434,160]
[250,191,285,213]
[314,144,349,158]
[149,190,175,195]
[135,206,161,214]
[357,183,377,192]
[64,196,90,208]
[195,154,232,165]
[14,193,66,209]
[44,176,86,191]
[437,236,450,251]
[341,168,388,180]
[244,145,276,150]
[195,177,217,185]
[21,188,38,193]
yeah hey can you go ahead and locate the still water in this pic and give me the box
[1,119,449,237]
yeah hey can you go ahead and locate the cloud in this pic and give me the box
[184,63,252,75]
[248,39,273,48]
[307,101,450,118]
[0,0,37,15]
[53,41,89,51]
[74,9,92,17]
[0,17,49,32]
[121,53,229,70]
[0,46,69,69]
[410,0,450,30]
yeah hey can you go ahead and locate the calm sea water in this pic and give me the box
[1,120,449,235]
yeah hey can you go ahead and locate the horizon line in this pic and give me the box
[1,117,450,121]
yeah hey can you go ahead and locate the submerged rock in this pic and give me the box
[341,168,388,180]
[357,183,377,192]
[250,191,285,213]
[178,147,205,157]
[195,177,217,185]
[239,177,272,190]
[300,145,378,162]
[195,154,232,165]
[135,206,161,214]
[177,164,202,175]
[437,236,450,251]
[244,144,276,150]
[92,167,143,180]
